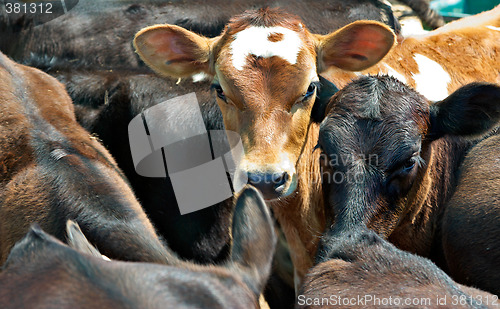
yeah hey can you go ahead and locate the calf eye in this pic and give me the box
[303,83,317,100]
[211,84,227,102]
[386,154,421,198]
[402,158,417,173]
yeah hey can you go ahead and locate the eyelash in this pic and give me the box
[303,83,317,101]
[402,157,417,172]
[400,153,425,174]
[211,84,226,102]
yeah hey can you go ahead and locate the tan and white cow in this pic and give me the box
[133,6,500,285]
[325,5,500,100]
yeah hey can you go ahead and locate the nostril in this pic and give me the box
[246,171,292,199]
[273,172,289,189]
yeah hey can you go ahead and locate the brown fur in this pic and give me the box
[1,226,257,309]
[269,122,326,282]
[299,229,498,309]
[268,32,284,42]
[326,5,500,91]
[0,52,176,265]
[0,185,275,309]
[441,134,500,294]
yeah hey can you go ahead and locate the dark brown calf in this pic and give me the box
[299,228,498,309]
[317,76,500,295]
[441,133,500,294]
[0,52,175,265]
[0,186,276,309]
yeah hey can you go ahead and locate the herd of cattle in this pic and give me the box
[0,0,499,308]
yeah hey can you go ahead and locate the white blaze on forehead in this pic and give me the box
[486,25,500,31]
[412,53,451,101]
[230,26,303,71]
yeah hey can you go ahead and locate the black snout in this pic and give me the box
[247,172,289,200]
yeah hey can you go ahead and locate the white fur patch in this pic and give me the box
[486,25,500,31]
[400,17,428,36]
[309,67,319,82]
[384,64,407,84]
[50,148,68,161]
[191,72,210,83]
[230,26,303,70]
[412,53,451,101]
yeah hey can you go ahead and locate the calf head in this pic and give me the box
[316,76,500,260]
[299,227,494,309]
[134,8,395,200]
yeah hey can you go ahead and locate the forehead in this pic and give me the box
[229,26,304,71]
[320,77,429,157]
[214,10,317,82]
[326,76,429,123]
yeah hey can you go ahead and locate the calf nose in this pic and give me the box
[247,172,289,200]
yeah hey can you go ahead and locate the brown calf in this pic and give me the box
[134,8,396,284]
[0,52,175,265]
[0,186,276,309]
[299,228,498,309]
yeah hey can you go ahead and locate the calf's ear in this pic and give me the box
[134,24,216,78]
[316,20,395,72]
[3,224,57,268]
[229,185,277,296]
[429,83,500,139]
[66,220,108,260]
[311,76,339,123]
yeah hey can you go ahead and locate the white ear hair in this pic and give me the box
[65,220,103,259]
